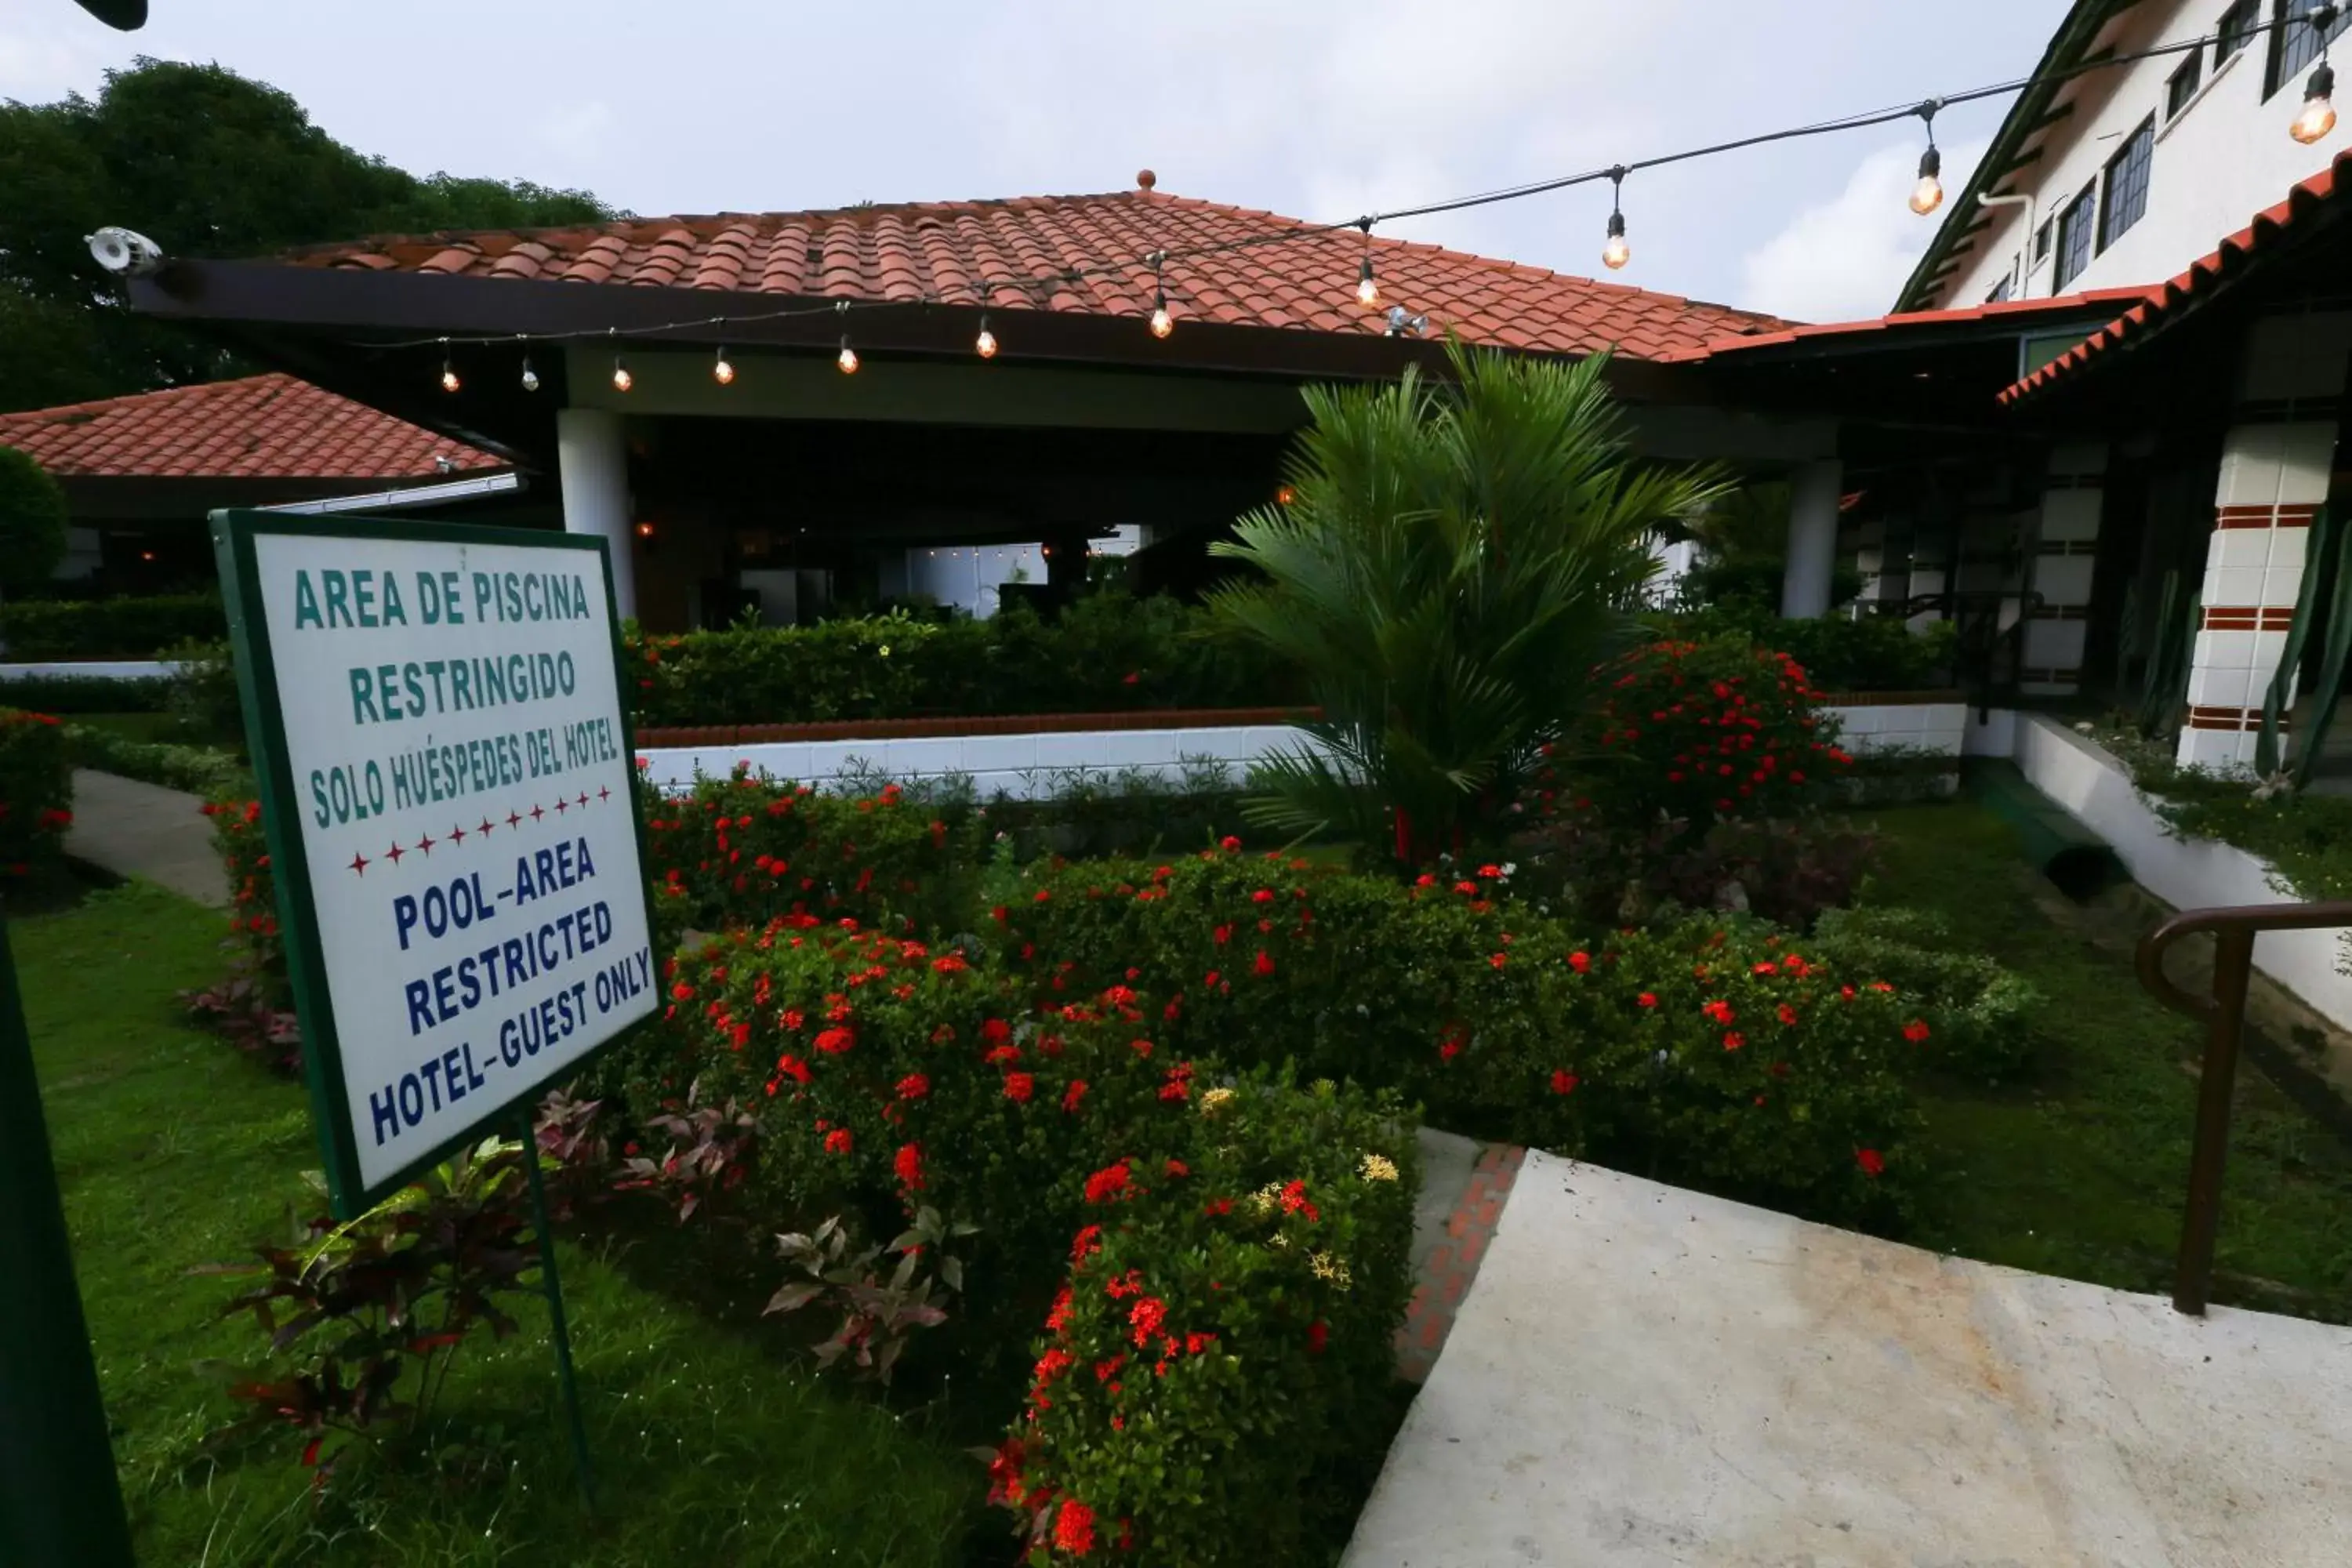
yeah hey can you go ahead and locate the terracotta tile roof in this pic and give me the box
[1659,286,2162,364]
[2000,147,2352,405]
[278,187,1791,361]
[0,373,503,480]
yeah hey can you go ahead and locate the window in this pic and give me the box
[2216,0,2259,64]
[2033,216,2055,262]
[1987,271,2014,304]
[2167,48,2205,117]
[2098,117,2155,251]
[2054,181,2097,290]
[2269,0,2350,97]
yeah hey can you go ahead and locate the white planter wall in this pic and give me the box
[0,660,183,681]
[2012,713,2352,1029]
[636,702,1969,802]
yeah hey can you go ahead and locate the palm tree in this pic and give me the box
[1207,338,1730,868]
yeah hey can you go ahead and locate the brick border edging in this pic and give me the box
[1813,689,1966,706]
[1396,1142,1525,1385]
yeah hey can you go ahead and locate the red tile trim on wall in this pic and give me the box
[2216,503,2321,528]
[1396,1143,1525,1385]
[2185,704,2286,732]
[2201,607,2297,630]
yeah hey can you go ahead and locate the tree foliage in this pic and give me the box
[0,59,617,412]
[1205,339,1730,867]
[0,447,71,596]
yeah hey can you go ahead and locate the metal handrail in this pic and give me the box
[2134,900,2352,1315]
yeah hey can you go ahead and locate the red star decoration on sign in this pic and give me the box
[597,785,611,803]
[507,811,524,829]
[348,851,370,877]
[528,804,545,822]
[478,818,495,837]
[385,841,406,866]
[554,797,570,815]
[576,791,590,808]
[448,823,467,845]
[416,833,436,855]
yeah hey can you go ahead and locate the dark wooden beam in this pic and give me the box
[1994,143,2049,179]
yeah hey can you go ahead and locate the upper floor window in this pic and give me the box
[2167,48,2205,117]
[2033,215,2055,263]
[2054,181,2098,290]
[2216,0,2259,64]
[1987,270,2014,304]
[2269,0,2350,97]
[2098,117,2156,251]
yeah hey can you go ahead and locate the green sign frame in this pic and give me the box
[210,509,659,1218]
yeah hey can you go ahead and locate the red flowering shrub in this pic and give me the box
[0,706,72,879]
[642,764,980,938]
[996,844,1933,1225]
[1576,635,1850,839]
[990,1075,1415,1566]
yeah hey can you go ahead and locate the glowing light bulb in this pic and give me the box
[1602,211,1630,270]
[713,347,735,385]
[1356,256,1379,308]
[1909,145,1944,216]
[520,358,540,393]
[2292,61,2336,144]
[440,362,460,394]
[1149,288,1174,339]
[612,358,633,393]
[976,314,997,358]
[837,336,860,374]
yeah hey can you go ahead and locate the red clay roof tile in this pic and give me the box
[0,374,503,481]
[275,187,1789,360]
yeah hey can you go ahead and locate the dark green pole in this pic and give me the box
[0,915,136,1567]
[517,1110,594,1507]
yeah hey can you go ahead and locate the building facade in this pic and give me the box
[1905,0,2347,312]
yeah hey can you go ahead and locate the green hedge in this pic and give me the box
[1648,604,1956,694]
[626,593,1290,728]
[63,724,248,796]
[0,708,72,877]
[0,593,225,659]
[0,674,173,714]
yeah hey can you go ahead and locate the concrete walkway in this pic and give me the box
[62,770,226,909]
[1346,1152,2352,1567]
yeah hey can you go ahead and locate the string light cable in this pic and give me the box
[354,9,2319,376]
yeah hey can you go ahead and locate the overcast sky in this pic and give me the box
[5,0,2071,324]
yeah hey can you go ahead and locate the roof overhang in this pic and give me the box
[126,258,1707,467]
[1999,147,2352,412]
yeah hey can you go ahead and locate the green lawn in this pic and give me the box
[19,880,984,1566]
[1865,803,2352,1321]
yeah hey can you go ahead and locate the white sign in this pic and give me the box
[227,522,655,1202]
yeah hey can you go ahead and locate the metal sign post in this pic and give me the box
[0,916,136,1567]
[209,510,660,1494]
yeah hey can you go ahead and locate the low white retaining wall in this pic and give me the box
[637,722,1304,800]
[635,700,1969,802]
[2011,713,2352,1028]
[0,659,182,681]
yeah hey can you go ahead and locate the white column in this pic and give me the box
[556,407,635,622]
[1780,457,1843,619]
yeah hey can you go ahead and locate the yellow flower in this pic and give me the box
[1309,1251,1352,1290]
[1359,1152,1399,1183]
[1247,1180,1284,1216]
[1269,1230,1293,1250]
[1199,1087,1237,1116]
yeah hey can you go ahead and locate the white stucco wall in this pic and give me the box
[635,702,1965,801]
[1936,1,2348,308]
